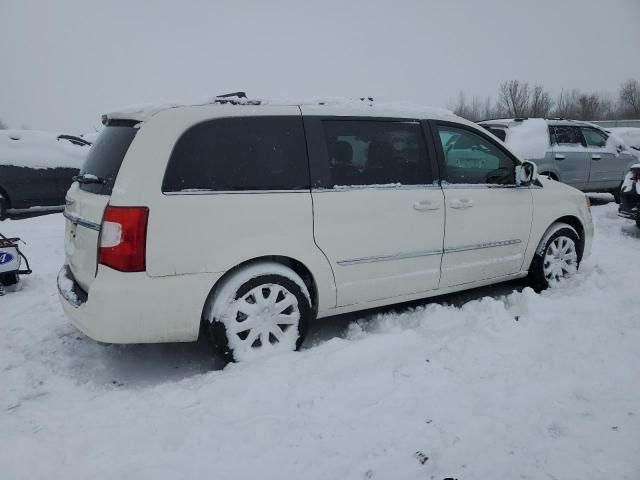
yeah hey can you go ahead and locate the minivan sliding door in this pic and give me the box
[302,110,444,307]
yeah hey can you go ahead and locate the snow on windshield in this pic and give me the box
[0,130,89,169]
[504,119,549,160]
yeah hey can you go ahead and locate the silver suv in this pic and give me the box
[478,118,637,199]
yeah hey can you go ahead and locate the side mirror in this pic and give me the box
[516,161,538,186]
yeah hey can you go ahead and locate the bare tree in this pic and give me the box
[450,92,487,122]
[619,78,640,115]
[450,91,469,119]
[553,89,580,118]
[497,80,530,117]
[597,92,617,120]
[575,93,601,120]
[529,85,554,117]
[482,96,495,120]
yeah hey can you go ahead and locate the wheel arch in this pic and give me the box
[537,216,585,262]
[200,255,319,328]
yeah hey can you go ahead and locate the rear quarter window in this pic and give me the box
[79,125,138,195]
[162,116,309,192]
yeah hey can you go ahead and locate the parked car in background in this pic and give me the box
[58,96,593,363]
[619,162,640,227]
[0,130,91,219]
[478,118,637,201]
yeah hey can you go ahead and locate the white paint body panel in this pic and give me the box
[311,187,445,307]
[58,102,594,344]
[440,186,533,287]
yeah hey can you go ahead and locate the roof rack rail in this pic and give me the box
[213,92,261,105]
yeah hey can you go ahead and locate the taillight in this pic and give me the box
[99,206,149,272]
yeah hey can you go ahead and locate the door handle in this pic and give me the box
[450,198,473,210]
[591,155,601,161]
[413,200,440,211]
[555,154,566,160]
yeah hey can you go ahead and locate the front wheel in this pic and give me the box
[529,225,581,290]
[206,263,312,362]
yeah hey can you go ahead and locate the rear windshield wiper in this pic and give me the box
[73,174,106,185]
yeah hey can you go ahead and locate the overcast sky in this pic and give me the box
[1,0,639,132]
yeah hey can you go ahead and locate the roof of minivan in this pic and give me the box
[102,97,464,125]
[479,117,603,128]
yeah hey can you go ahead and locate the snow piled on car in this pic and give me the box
[503,119,550,160]
[1,203,639,479]
[0,130,89,169]
[608,127,640,150]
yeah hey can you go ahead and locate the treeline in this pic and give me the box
[450,78,640,122]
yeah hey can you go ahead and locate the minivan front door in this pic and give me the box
[432,122,533,287]
[302,112,444,307]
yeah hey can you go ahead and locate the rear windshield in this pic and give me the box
[79,125,138,195]
[483,126,506,142]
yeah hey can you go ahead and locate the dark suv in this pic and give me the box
[0,130,90,219]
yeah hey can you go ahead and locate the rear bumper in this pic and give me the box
[58,264,223,344]
[619,193,640,221]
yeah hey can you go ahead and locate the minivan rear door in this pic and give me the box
[302,110,444,307]
[63,124,138,292]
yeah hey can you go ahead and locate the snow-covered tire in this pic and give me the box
[205,262,312,362]
[529,223,581,290]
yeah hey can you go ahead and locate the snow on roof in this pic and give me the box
[0,130,89,169]
[103,96,460,124]
[480,117,602,128]
[502,118,550,160]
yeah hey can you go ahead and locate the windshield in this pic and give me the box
[79,125,137,195]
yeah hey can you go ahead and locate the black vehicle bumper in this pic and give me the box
[619,193,640,221]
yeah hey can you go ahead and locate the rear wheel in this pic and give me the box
[529,225,581,290]
[205,262,312,362]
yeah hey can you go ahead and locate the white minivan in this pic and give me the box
[58,96,593,361]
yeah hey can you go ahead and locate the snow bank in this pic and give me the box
[1,203,639,479]
[504,119,549,160]
[0,130,89,169]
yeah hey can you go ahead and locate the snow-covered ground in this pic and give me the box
[1,201,639,480]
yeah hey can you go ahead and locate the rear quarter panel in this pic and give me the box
[109,105,337,313]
